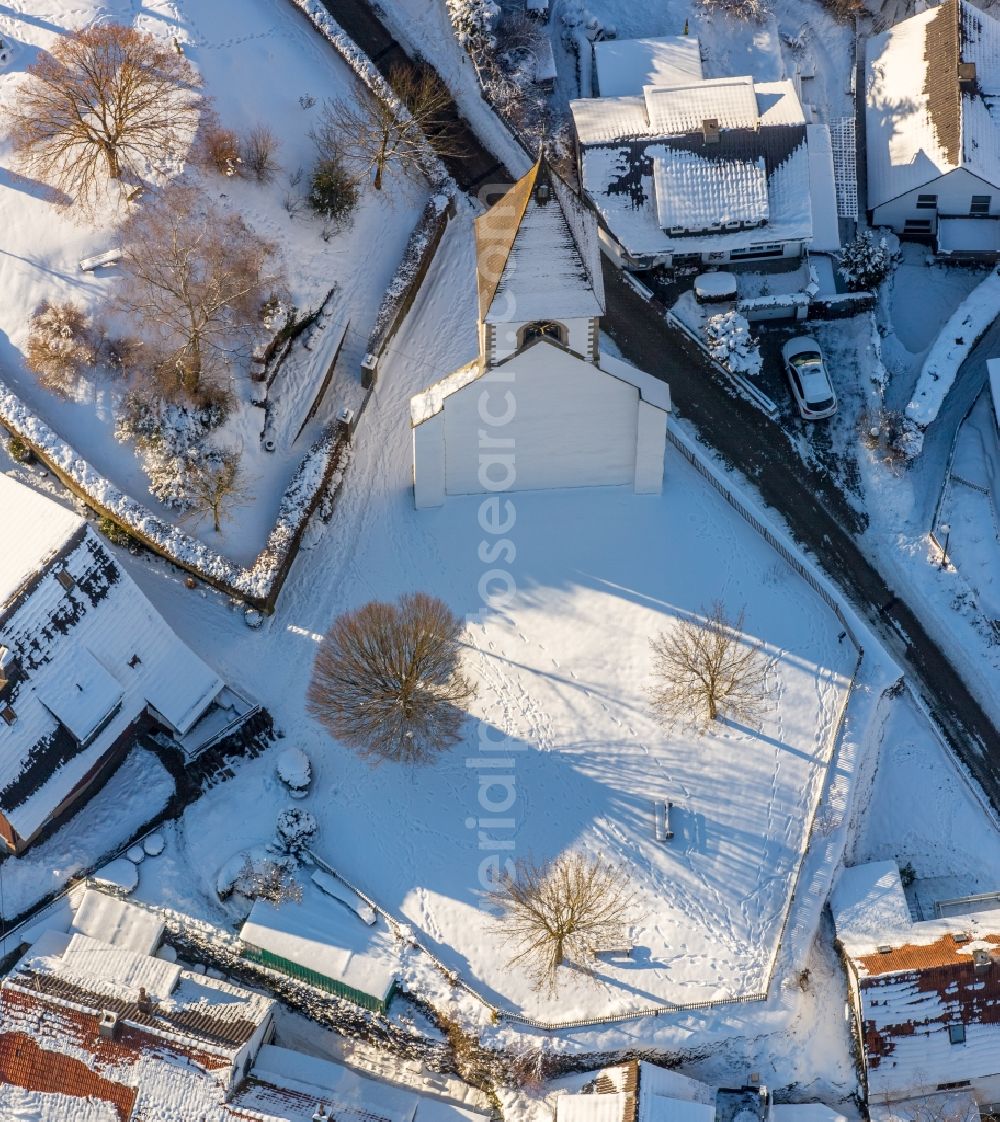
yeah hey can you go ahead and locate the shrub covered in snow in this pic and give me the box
[217,849,301,904]
[308,157,360,227]
[277,747,312,797]
[446,0,500,49]
[838,231,896,291]
[24,300,95,397]
[276,807,318,853]
[114,394,227,510]
[704,311,762,377]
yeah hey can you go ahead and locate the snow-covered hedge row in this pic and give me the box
[288,0,453,192]
[0,383,348,610]
[904,269,1000,455]
[366,193,453,365]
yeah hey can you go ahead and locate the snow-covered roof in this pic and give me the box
[476,157,605,326]
[637,1063,713,1107]
[832,862,1000,1099]
[71,888,165,956]
[594,37,704,98]
[559,1093,630,1122]
[644,77,760,135]
[59,932,181,999]
[0,474,82,608]
[411,340,669,427]
[771,1107,849,1122]
[240,1046,492,1122]
[570,78,803,145]
[581,134,813,259]
[830,860,913,957]
[866,0,1000,209]
[0,477,224,844]
[805,124,841,253]
[653,150,768,231]
[241,881,399,1000]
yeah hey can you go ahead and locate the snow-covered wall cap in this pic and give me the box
[0,474,81,610]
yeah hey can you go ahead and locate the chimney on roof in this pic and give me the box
[313,1107,330,1122]
[137,985,153,1015]
[701,118,721,144]
[0,646,11,692]
[98,1010,120,1041]
[973,948,993,975]
[959,61,977,87]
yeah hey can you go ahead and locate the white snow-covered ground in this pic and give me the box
[105,205,867,1029]
[0,0,426,565]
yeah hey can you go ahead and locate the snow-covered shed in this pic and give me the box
[0,475,227,854]
[569,61,840,269]
[240,881,400,1012]
[410,158,669,508]
[0,928,276,1116]
[866,0,1000,254]
[832,861,1000,1104]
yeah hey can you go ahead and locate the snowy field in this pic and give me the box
[107,208,859,1023]
[0,0,426,564]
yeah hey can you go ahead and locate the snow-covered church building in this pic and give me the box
[410,158,670,509]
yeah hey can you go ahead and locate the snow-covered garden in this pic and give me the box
[0,0,429,567]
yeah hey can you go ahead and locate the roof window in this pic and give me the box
[948,1023,967,1045]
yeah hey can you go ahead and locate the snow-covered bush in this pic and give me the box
[447,0,500,49]
[308,157,360,227]
[277,747,312,798]
[276,807,317,853]
[700,0,771,23]
[114,394,227,510]
[838,231,896,291]
[5,432,32,463]
[24,300,95,397]
[704,311,762,377]
[217,849,301,904]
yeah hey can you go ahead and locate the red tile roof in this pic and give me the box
[857,933,1000,976]
[0,1031,136,1121]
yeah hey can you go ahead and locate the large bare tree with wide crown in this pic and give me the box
[3,24,203,205]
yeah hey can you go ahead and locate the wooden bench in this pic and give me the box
[79,249,121,272]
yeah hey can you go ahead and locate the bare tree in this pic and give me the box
[241,124,281,183]
[3,24,202,204]
[183,448,252,533]
[314,63,461,190]
[307,592,477,763]
[24,300,95,396]
[491,853,636,993]
[649,602,773,731]
[116,186,281,397]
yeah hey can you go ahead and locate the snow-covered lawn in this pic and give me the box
[119,209,857,1023]
[0,0,426,566]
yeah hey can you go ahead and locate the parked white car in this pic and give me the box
[780,337,837,420]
